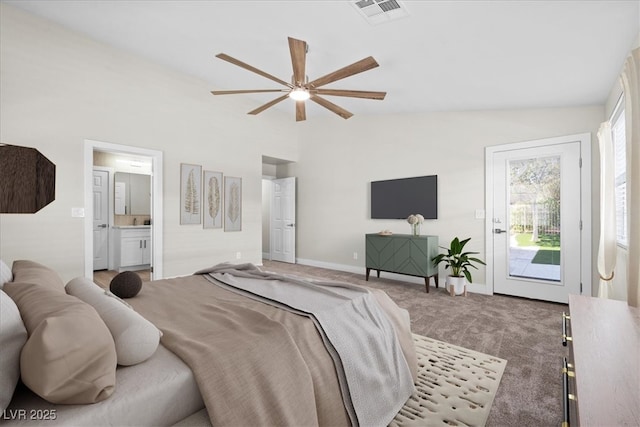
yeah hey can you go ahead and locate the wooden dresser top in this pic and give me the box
[569,294,640,426]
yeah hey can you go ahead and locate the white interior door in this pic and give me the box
[271,177,296,263]
[491,141,582,303]
[93,169,109,270]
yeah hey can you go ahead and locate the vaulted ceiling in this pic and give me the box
[6,0,639,119]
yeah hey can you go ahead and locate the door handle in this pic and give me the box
[494,228,507,234]
[286,223,296,227]
[562,312,572,346]
[98,224,107,228]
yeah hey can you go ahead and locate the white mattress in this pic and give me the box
[4,345,204,426]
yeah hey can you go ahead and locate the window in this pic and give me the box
[611,96,627,247]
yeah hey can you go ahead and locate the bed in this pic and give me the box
[4,345,204,426]
[1,260,418,426]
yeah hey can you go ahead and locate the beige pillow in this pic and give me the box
[66,277,160,366]
[11,260,65,292]
[3,281,116,404]
[0,290,28,412]
[0,260,12,289]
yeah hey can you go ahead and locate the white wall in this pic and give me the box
[0,4,298,281]
[284,107,604,292]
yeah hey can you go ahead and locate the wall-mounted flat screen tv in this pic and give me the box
[371,175,437,219]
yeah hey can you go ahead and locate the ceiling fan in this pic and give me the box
[211,37,386,122]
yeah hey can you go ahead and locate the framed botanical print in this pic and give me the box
[224,176,242,231]
[203,170,223,229]
[180,163,202,224]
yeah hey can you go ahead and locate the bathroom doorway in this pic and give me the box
[84,140,163,281]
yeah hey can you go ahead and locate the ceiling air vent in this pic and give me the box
[352,0,409,25]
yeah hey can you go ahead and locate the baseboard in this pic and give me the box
[296,258,363,275]
[295,258,490,295]
[464,282,491,295]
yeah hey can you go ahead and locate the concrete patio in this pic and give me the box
[508,237,561,282]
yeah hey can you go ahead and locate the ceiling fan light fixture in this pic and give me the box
[289,87,310,101]
[213,37,386,120]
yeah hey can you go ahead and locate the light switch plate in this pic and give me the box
[475,209,485,219]
[71,207,85,218]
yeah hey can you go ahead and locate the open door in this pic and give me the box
[270,177,296,263]
[92,168,109,270]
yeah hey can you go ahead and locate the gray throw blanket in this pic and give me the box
[195,263,415,427]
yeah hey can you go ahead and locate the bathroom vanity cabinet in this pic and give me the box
[114,226,151,272]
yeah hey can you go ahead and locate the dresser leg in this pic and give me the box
[366,268,370,281]
[434,274,439,288]
[424,277,430,293]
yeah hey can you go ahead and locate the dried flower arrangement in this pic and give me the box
[406,214,424,236]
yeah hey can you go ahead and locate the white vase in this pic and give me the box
[446,275,467,295]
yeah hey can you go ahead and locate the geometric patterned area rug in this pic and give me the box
[390,334,507,427]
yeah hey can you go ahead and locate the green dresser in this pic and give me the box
[365,234,439,292]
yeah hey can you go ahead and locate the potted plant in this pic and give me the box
[432,237,486,295]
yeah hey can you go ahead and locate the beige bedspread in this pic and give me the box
[128,267,416,426]
[201,263,416,426]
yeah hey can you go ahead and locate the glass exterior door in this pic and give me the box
[492,142,581,303]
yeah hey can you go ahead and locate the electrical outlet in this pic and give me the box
[353,252,358,260]
[236,252,241,259]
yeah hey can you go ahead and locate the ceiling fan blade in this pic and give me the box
[216,53,292,88]
[296,101,306,122]
[247,94,289,115]
[309,95,353,120]
[307,56,379,89]
[313,89,386,100]
[211,89,288,95]
[288,37,307,86]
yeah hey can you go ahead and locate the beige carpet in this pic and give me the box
[174,333,506,427]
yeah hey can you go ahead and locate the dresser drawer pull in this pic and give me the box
[562,357,575,427]
[562,312,572,347]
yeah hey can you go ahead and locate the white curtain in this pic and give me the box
[597,121,616,298]
[620,47,640,307]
